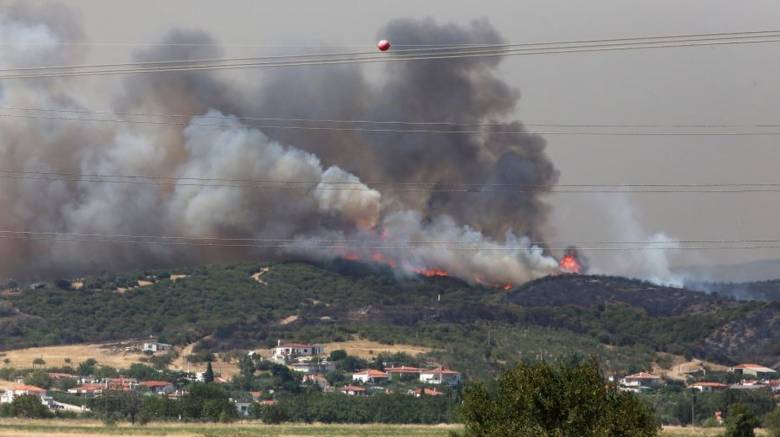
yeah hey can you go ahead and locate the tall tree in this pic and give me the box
[203,361,214,384]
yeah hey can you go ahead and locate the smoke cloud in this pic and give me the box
[587,195,684,287]
[0,4,561,284]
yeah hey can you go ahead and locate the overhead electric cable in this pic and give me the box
[1,231,780,252]
[3,112,780,136]
[2,31,780,79]
[4,171,780,193]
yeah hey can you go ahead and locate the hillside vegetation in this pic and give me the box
[1,261,777,378]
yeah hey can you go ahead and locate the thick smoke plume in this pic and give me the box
[0,4,561,284]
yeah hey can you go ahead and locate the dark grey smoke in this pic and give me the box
[0,5,562,284]
[254,17,559,240]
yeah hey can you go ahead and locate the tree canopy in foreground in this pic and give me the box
[456,359,659,437]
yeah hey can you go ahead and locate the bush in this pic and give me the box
[726,404,760,437]
[260,404,288,424]
[456,360,659,437]
[766,407,780,437]
[9,395,51,418]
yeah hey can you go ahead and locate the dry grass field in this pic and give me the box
[0,420,458,436]
[0,343,147,370]
[0,420,770,436]
[319,339,434,359]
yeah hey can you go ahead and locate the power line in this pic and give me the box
[7,28,780,71]
[2,230,780,251]
[6,28,780,49]
[3,32,780,79]
[7,105,780,129]
[3,112,780,136]
[1,229,778,246]
[4,171,780,193]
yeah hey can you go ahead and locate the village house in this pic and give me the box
[408,387,444,397]
[290,359,334,374]
[1,385,53,408]
[730,380,770,391]
[105,377,137,391]
[139,380,175,395]
[689,382,730,393]
[419,367,461,386]
[619,372,663,393]
[68,383,104,397]
[352,369,390,384]
[729,364,777,379]
[142,342,172,353]
[340,384,367,396]
[386,366,422,380]
[271,340,325,363]
[303,374,331,391]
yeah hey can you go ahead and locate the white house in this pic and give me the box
[142,342,172,353]
[1,385,53,408]
[729,364,777,379]
[619,372,662,392]
[271,340,324,363]
[419,367,461,386]
[290,360,334,374]
[689,382,729,393]
[352,369,389,384]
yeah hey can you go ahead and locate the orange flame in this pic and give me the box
[371,252,397,268]
[342,252,361,262]
[414,268,449,278]
[559,254,581,274]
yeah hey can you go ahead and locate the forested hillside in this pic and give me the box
[1,261,777,378]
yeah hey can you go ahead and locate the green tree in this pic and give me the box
[259,403,288,424]
[456,360,659,437]
[23,370,52,389]
[203,361,215,383]
[77,358,97,376]
[765,406,780,437]
[725,404,760,437]
[329,350,347,361]
[9,395,50,418]
[31,358,45,369]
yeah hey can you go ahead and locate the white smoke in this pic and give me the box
[287,210,560,285]
[588,194,684,287]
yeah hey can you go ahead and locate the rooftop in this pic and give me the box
[624,372,661,380]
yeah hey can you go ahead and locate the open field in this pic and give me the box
[0,420,458,436]
[319,339,434,360]
[0,344,147,370]
[0,420,769,436]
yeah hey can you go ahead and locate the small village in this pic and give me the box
[0,339,463,418]
[2,336,778,426]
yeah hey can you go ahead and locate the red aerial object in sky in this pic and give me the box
[377,39,391,51]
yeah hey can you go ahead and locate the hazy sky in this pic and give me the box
[8,0,780,273]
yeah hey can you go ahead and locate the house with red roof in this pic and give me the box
[386,366,422,380]
[68,383,104,397]
[352,369,389,384]
[419,367,461,386]
[689,382,730,393]
[139,380,175,395]
[1,385,54,409]
[408,387,444,397]
[340,385,367,396]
